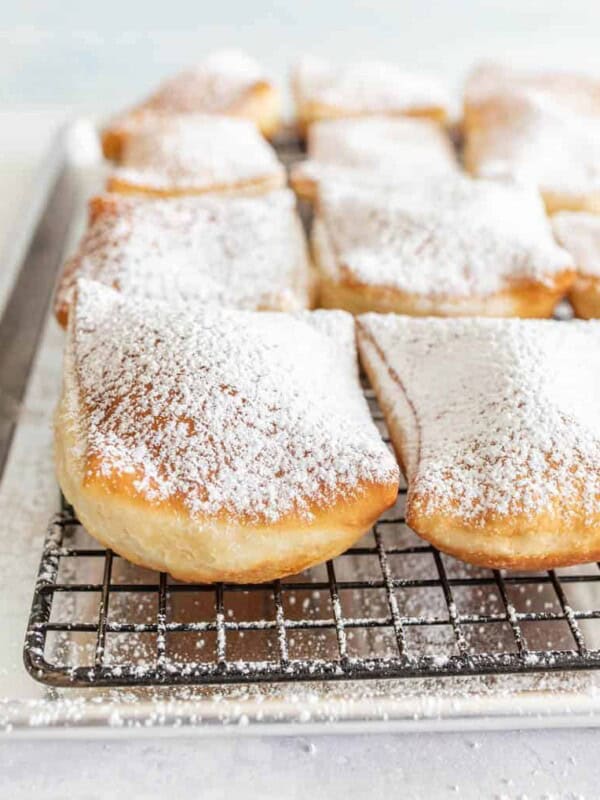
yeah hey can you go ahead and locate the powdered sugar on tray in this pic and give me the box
[553,212,600,278]
[3,667,600,733]
[294,56,449,114]
[318,175,572,296]
[112,114,284,191]
[140,49,269,113]
[56,190,311,318]
[67,281,397,523]
[292,116,457,189]
[358,315,600,523]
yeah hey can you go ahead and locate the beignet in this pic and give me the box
[358,313,600,569]
[55,281,399,582]
[55,190,313,327]
[313,175,574,317]
[102,49,281,159]
[464,63,600,214]
[107,114,285,198]
[292,56,450,136]
[291,116,458,203]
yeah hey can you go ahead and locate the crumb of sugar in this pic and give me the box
[295,56,449,113]
[359,314,600,524]
[318,175,572,297]
[113,114,284,191]
[58,190,310,314]
[67,281,398,524]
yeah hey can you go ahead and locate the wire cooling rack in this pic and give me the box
[23,389,600,687]
[20,131,600,688]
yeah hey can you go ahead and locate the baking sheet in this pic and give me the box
[2,119,600,738]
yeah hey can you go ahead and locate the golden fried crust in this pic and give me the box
[102,83,282,162]
[570,275,600,319]
[358,324,600,570]
[405,507,600,571]
[106,172,285,199]
[289,169,317,203]
[295,103,447,140]
[312,222,575,318]
[318,271,574,319]
[239,82,282,139]
[87,193,119,224]
[542,191,600,216]
[54,393,398,583]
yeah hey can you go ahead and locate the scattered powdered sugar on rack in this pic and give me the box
[67,281,397,523]
[294,56,449,113]
[140,49,269,113]
[358,315,600,522]
[292,116,457,189]
[318,175,572,296]
[112,114,285,191]
[553,212,600,277]
[56,190,310,318]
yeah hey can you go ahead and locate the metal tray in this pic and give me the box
[2,120,600,737]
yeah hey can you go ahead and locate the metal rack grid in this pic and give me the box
[24,390,600,687]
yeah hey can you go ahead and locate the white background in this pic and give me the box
[2,1,600,797]
[4,0,600,112]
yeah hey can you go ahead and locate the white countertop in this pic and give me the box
[3,2,600,797]
[2,728,598,799]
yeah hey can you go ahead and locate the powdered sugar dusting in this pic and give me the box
[141,49,269,114]
[56,190,311,318]
[112,114,285,191]
[553,212,600,278]
[466,64,600,197]
[295,56,449,114]
[318,175,572,296]
[359,314,600,523]
[68,281,397,523]
[292,116,457,190]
